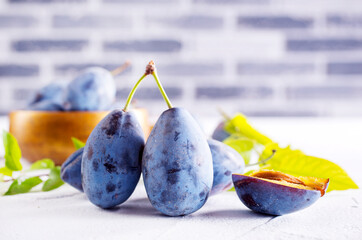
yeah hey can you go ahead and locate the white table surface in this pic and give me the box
[0,117,362,240]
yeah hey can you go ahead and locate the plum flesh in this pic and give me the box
[232,170,329,215]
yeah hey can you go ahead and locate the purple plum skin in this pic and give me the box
[27,100,64,111]
[232,174,322,216]
[208,139,244,195]
[212,121,230,142]
[27,82,67,110]
[61,148,84,192]
[82,110,145,209]
[142,108,213,216]
[65,67,116,111]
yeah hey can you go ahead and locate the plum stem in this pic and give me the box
[123,74,147,112]
[111,61,131,76]
[123,61,155,112]
[150,61,173,109]
[218,108,231,121]
[245,149,276,167]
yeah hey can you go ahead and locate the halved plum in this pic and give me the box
[232,170,329,215]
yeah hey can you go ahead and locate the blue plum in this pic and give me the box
[28,82,66,105]
[61,148,84,192]
[232,171,329,215]
[64,67,116,111]
[211,121,230,142]
[208,139,244,195]
[82,110,145,209]
[27,100,65,111]
[142,108,213,216]
[27,82,67,111]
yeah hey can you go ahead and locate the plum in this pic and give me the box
[27,100,64,111]
[61,148,84,192]
[232,170,329,215]
[27,82,67,111]
[211,121,230,142]
[208,139,244,195]
[82,110,145,208]
[143,108,213,216]
[64,67,116,111]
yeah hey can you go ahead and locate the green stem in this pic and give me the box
[151,71,173,109]
[123,74,147,112]
[218,108,231,121]
[245,149,276,168]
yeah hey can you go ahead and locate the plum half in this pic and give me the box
[232,170,329,216]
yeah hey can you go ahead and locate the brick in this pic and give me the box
[0,15,37,27]
[327,15,362,27]
[9,0,86,3]
[196,87,272,99]
[53,15,131,28]
[287,39,362,51]
[12,40,88,52]
[55,63,132,75]
[157,63,223,76]
[194,0,267,4]
[327,62,362,75]
[238,16,313,29]
[104,40,181,52]
[149,15,223,29]
[117,87,182,100]
[0,64,39,77]
[237,63,314,75]
[287,87,362,99]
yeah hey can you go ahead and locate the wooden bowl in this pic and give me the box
[9,109,150,165]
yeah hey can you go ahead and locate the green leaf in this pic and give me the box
[71,137,85,150]
[223,134,255,164]
[260,144,359,192]
[42,166,64,192]
[4,176,42,195]
[3,130,22,171]
[224,114,273,146]
[0,166,13,177]
[30,159,55,170]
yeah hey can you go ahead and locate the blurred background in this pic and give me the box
[1,0,362,119]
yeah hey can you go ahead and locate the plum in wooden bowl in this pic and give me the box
[232,170,329,216]
[9,109,150,165]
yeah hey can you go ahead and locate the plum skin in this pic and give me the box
[82,110,145,209]
[61,148,84,192]
[27,82,67,110]
[65,67,116,111]
[142,108,213,216]
[212,121,230,142]
[232,174,323,216]
[208,139,244,195]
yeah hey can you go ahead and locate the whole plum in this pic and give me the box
[82,110,145,209]
[142,107,213,216]
[64,67,116,111]
[61,148,84,192]
[208,139,244,195]
[27,82,67,111]
[27,100,64,111]
[211,121,230,142]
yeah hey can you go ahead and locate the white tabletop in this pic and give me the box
[0,117,362,240]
